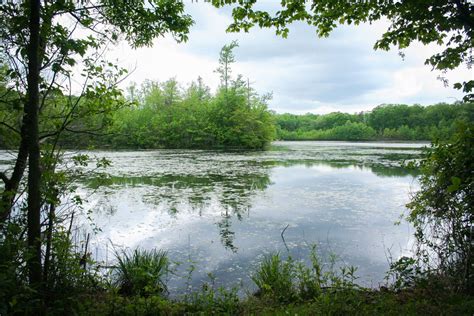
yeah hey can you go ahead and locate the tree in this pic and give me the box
[209,42,275,148]
[161,78,182,107]
[185,76,211,102]
[0,0,193,306]
[215,40,239,91]
[210,0,473,102]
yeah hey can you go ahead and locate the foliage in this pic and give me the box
[0,0,194,153]
[275,102,473,141]
[215,40,239,91]
[113,248,169,297]
[2,237,471,315]
[78,285,474,315]
[405,123,474,293]
[79,294,186,316]
[0,218,104,315]
[0,153,112,314]
[0,221,30,315]
[184,284,240,314]
[241,288,474,316]
[211,0,474,102]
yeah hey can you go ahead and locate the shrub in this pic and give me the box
[406,123,474,293]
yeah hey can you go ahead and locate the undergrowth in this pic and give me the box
[76,246,474,315]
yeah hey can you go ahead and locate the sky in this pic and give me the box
[108,1,472,114]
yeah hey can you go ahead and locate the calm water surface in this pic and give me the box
[0,141,426,294]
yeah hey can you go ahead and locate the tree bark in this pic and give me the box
[26,0,42,288]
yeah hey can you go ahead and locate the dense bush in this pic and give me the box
[405,123,474,293]
[0,220,103,315]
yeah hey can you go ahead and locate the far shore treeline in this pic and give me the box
[275,102,473,142]
[1,77,473,150]
[35,94,474,149]
[1,73,472,150]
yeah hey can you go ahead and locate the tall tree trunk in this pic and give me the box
[26,0,42,288]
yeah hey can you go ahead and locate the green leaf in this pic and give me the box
[447,176,461,193]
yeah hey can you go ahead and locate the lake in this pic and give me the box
[0,141,426,294]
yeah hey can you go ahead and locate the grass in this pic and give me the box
[75,247,474,315]
[251,248,359,303]
[251,253,296,302]
[80,285,474,315]
[113,248,169,297]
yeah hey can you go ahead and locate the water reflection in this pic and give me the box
[83,154,417,252]
[265,160,419,177]
[86,172,273,251]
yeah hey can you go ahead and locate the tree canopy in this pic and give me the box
[210,0,474,101]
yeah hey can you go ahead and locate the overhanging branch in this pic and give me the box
[0,122,20,135]
[0,171,9,185]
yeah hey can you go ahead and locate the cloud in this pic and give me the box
[108,2,471,114]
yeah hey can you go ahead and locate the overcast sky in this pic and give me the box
[109,1,472,114]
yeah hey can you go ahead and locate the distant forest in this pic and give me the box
[62,98,473,148]
[275,102,473,141]
[2,83,472,149]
